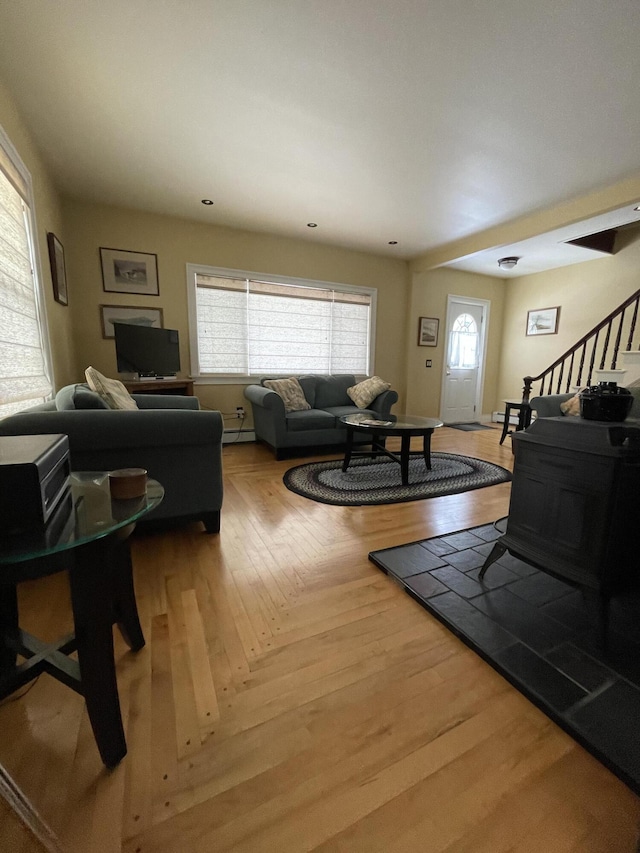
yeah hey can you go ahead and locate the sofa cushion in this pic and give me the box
[85,366,139,411]
[286,409,336,431]
[347,375,391,408]
[55,383,110,411]
[323,405,376,423]
[313,375,356,409]
[263,377,311,413]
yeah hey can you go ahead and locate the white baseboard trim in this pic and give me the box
[222,428,256,444]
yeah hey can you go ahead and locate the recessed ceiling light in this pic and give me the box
[201,199,214,205]
[307,222,318,228]
[388,241,398,245]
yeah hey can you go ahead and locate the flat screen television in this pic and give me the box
[113,323,181,377]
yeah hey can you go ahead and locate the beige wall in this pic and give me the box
[405,266,506,418]
[0,80,77,387]
[497,227,640,401]
[62,199,410,420]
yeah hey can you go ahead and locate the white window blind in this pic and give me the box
[192,271,373,377]
[0,133,53,417]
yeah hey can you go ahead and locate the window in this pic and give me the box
[187,265,376,379]
[0,126,53,417]
[449,312,479,369]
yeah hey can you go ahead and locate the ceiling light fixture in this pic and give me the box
[498,256,520,270]
[201,199,214,205]
[307,222,318,228]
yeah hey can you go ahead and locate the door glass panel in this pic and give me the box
[449,313,478,369]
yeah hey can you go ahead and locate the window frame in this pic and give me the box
[0,123,54,414]
[186,263,377,384]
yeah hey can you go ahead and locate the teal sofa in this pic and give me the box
[244,374,398,459]
[529,387,640,419]
[0,385,224,532]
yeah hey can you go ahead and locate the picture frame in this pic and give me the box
[47,232,68,305]
[100,305,164,339]
[100,247,159,295]
[418,316,439,347]
[526,306,560,336]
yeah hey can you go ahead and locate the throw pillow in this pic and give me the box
[560,391,582,416]
[85,366,139,411]
[263,377,311,413]
[55,383,110,410]
[347,375,391,409]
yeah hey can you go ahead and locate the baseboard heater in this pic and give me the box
[222,428,255,444]
[492,411,520,425]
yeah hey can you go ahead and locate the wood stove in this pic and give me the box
[480,416,640,636]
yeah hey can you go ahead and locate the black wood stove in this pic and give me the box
[480,416,640,640]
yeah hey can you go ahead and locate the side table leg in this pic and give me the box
[112,539,145,652]
[499,405,511,445]
[0,585,19,677]
[69,542,127,769]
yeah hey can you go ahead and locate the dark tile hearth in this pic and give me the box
[369,523,640,795]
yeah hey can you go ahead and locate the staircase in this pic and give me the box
[522,288,640,402]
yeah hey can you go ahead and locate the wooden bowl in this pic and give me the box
[108,468,148,500]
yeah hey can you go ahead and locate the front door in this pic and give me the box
[440,298,487,424]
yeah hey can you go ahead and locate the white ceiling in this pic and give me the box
[2,0,640,270]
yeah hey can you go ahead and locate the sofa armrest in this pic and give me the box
[529,394,573,418]
[243,384,286,414]
[369,389,399,415]
[132,394,200,410]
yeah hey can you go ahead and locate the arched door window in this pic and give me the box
[449,313,479,369]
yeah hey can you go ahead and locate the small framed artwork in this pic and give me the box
[47,232,68,305]
[418,316,439,347]
[100,305,164,339]
[526,306,560,336]
[100,247,159,295]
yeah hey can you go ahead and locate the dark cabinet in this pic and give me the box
[481,417,640,611]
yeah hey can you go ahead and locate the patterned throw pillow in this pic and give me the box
[560,391,582,416]
[263,377,311,413]
[85,366,139,410]
[347,375,391,408]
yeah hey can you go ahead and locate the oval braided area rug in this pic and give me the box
[283,453,511,506]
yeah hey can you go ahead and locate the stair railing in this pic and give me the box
[522,288,640,402]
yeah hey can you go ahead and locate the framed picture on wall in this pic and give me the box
[526,306,560,336]
[47,232,68,305]
[100,305,164,339]
[418,316,439,347]
[100,247,159,295]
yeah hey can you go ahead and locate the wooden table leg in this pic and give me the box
[68,540,127,769]
[342,426,354,472]
[422,429,433,470]
[111,538,145,652]
[0,585,19,677]
[400,433,411,485]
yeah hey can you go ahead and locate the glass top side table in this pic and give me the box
[0,472,164,768]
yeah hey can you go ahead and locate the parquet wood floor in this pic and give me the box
[1,427,639,852]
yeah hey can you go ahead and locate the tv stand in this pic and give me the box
[123,378,194,397]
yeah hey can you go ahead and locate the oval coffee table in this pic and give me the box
[340,413,444,486]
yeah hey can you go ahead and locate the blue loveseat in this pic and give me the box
[0,385,224,532]
[244,374,398,459]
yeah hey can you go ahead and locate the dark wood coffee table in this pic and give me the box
[340,413,443,486]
